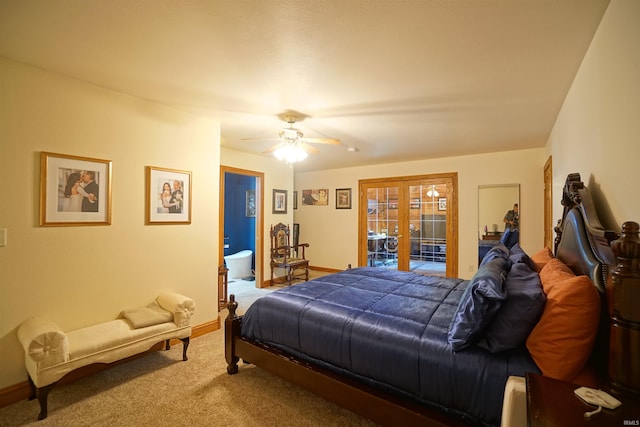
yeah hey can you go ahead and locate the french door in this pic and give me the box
[358,173,458,277]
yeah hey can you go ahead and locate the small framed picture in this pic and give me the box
[146,166,191,224]
[246,189,256,217]
[40,152,112,226]
[336,188,352,209]
[293,191,298,210]
[438,197,447,211]
[272,189,287,214]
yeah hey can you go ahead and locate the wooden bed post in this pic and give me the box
[608,221,640,395]
[225,294,240,374]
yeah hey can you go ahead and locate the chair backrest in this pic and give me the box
[385,236,399,252]
[270,223,290,258]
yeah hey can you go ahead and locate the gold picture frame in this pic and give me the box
[40,152,112,226]
[146,166,192,224]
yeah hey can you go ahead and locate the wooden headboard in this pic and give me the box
[554,173,640,395]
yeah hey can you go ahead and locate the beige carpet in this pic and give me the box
[1,275,375,427]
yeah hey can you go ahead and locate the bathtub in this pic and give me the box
[224,250,253,279]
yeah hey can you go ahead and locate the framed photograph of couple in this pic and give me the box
[40,152,112,226]
[146,166,192,224]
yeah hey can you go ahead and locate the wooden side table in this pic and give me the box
[482,233,502,241]
[526,372,640,426]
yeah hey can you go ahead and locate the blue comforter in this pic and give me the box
[242,267,539,426]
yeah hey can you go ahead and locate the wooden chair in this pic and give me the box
[270,223,310,285]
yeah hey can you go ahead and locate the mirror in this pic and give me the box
[478,184,520,265]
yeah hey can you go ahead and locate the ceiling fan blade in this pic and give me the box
[262,143,285,154]
[299,143,320,154]
[241,137,281,142]
[304,137,341,145]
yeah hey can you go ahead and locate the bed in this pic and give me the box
[225,173,640,426]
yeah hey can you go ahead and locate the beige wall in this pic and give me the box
[0,59,221,389]
[294,148,545,279]
[547,0,640,229]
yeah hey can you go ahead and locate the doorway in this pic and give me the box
[358,173,458,278]
[219,166,264,297]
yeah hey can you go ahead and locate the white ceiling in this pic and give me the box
[0,0,610,172]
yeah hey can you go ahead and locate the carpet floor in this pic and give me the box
[1,274,376,427]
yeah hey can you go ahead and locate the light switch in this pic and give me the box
[0,228,6,247]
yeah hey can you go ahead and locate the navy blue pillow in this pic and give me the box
[479,243,510,268]
[477,262,546,353]
[448,257,510,351]
[508,244,537,272]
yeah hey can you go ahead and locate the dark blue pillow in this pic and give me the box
[479,243,510,268]
[448,257,510,351]
[508,244,537,272]
[477,262,546,353]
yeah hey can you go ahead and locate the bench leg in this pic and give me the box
[180,337,190,361]
[27,377,55,421]
[36,384,55,420]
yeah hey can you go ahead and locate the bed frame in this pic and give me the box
[225,173,639,426]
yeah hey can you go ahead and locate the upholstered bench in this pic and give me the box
[17,291,195,420]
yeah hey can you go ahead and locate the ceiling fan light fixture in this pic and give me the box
[273,143,308,164]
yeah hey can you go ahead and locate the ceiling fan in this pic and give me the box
[241,112,341,163]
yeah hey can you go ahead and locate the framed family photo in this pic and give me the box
[272,189,287,214]
[40,152,112,226]
[146,166,191,224]
[335,188,352,209]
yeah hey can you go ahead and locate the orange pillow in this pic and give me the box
[526,258,600,381]
[530,247,554,273]
[538,257,573,292]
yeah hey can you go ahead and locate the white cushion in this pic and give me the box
[121,301,173,328]
[67,319,176,359]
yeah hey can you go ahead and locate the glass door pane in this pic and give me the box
[409,183,447,277]
[366,185,400,270]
